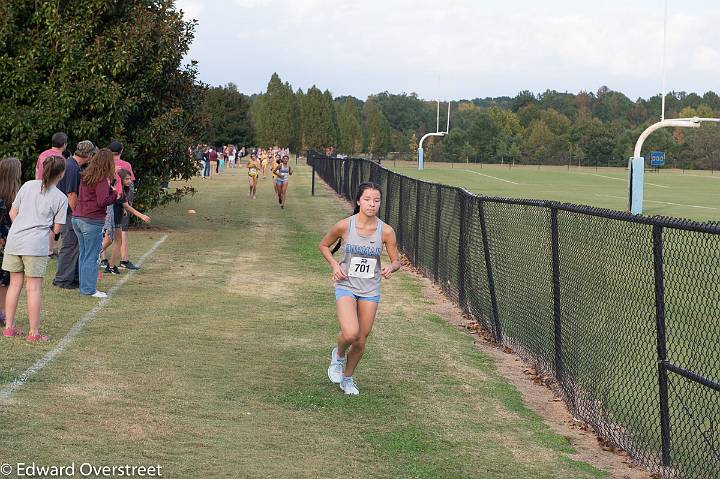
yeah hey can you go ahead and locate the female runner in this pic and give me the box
[246,153,260,198]
[318,182,401,395]
[271,155,292,209]
[260,150,269,178]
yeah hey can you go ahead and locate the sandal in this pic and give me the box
[3,326,24,337]
[26,332,50,343]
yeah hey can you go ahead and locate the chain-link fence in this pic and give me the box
[308,151,720,479]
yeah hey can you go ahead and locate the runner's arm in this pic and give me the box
[319,219,348,281]
[381,225,402,279]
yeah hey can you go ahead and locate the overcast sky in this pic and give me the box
[175,0,720,101]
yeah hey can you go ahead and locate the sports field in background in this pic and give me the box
[386,161,720,222]
[0,165,616,478]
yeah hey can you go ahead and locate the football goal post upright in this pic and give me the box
[627,117,720,214]
[418,101,450,171]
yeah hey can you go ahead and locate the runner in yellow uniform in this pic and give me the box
[260,151,269,178]
[247,153,260,199]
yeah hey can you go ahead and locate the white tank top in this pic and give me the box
[334,215,383,297]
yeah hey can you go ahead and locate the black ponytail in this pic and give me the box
[331,239,342,254]
[331,181,382,255]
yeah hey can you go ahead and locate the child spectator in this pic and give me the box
[0,158,22,327]
[108,141,140,271]
[2,156,67,342]
[105,169,151,274]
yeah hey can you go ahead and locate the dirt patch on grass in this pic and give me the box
[417,276,652,479]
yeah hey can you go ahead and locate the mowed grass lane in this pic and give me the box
[0,165,607,478]
[389,162,720,222]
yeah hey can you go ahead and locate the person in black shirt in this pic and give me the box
[53,140,95,289]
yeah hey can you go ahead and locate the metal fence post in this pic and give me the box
[550,206,563,382]
[413,181,421,264]
[478,200,502,342]
[397,176,405,248]
[458,193,468,312]
[653,223,672,468]
[384,173,392,224]
[433,184,442,282]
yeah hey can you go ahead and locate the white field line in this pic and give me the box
[683,174,720,180]
[582,173,671,189]
[462,169,519,185]
[595,194,718,211]
[0,234,168,401]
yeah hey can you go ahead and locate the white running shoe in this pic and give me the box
[340,376,359,395]
[91,291,108,299]
[327,347,345,384]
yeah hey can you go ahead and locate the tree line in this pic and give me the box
[206,74,720,169]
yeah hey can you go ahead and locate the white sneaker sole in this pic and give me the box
[328,347,343,384]
[328,366,342,384]
[340,383,359,395]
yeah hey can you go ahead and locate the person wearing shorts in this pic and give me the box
[247,154,260,199]
[3,156,67,342]
[318,182,401,395]
[271,155,292,209]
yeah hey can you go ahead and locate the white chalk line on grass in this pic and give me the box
[683,173,720,180]
[462,170,520,185]
[0,234,168,401]
[576,171,671,189]
[595,194,719,211]
[581,173,671,189]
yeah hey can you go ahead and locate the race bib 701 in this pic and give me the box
[348,257,377,279]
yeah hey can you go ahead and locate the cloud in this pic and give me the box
[175,0,204,21]
[181,1,720,100]
[233,0,273,7]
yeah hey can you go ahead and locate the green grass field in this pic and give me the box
[386,162,720,222]
[0,165,615,478]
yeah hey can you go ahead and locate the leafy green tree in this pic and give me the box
[466,110,498,161]
[0,0,203,209]
[685,123,720,170]
[294,88,306,150]
[202,83,254,147]
[253,73,298,148]
[442,128,468,162]
[408,132,418,155]
[363,99,391,157]
[336,99,360,154]
[374,92,434,136]
[299,86,337,150]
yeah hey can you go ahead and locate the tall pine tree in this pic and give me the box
[300,86,338,150]
[254,73,298,148]
[336,99,362,154]
[363,99,391,156]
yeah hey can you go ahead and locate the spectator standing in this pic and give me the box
[53,141,95,289]
[36,132,68,257]
[0,158,22,326]
[35,132,68,180]
[208,147,218,177]
[2,156,67,342]
[106,169,150,274]
[202,146,211,178]
[72,149,118,298]
[193,145,205,177]
[109,141,140,271]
